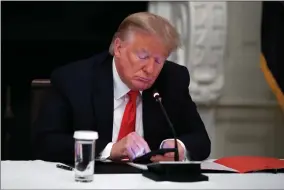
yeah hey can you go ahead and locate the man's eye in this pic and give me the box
[155,58,163,64]
[137,53,149,59]
[155,60,161,64]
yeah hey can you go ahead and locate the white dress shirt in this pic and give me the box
[100,59,187,160]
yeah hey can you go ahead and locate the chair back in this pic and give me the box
[30,79,52,125]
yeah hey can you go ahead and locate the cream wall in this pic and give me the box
[149,1,284,158]
[211,1,284,158]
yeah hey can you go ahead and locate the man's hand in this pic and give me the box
[110,132,151,161]
[151,139,185,162]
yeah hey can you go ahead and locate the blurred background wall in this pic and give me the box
[1,1,283,160]
[150,1,284,158]
[213,2,284,158]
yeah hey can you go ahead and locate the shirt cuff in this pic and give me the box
[99,142,114,160]
[160,138,188,161]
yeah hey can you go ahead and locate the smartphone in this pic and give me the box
[132,148,176,164]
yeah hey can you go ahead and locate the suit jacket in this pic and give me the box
[32,51,211,165]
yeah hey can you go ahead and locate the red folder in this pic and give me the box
[214,156,284,173]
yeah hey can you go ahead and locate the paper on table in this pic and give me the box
[214,156,284,173]
[128,162,148,170]
[201,161,237,172]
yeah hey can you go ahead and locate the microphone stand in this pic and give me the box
[155,94,179,162]
[141,90,209,182]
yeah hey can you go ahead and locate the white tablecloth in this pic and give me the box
[1,160,284,189]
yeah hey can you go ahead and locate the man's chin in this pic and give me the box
[132,80,152,91]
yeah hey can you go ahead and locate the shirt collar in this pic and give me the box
[113,58,142,100]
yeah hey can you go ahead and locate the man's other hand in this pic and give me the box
[110,132,151,160]
[151,139,185,162]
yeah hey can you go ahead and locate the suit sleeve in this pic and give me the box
[176,67,211,161]
[31,84,75,165]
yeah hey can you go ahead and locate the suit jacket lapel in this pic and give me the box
[142,86,167,150]
[92,53,114,143]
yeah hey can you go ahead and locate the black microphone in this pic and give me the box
[152,90,179,162]
[141,89,209,182]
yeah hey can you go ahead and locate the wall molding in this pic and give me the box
[149,2,227,104]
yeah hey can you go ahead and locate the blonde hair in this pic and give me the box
[109,12,180,55]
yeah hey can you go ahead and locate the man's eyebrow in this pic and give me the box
[137,49,165,60]
[136,49,150,56]
[154,54,165,60]
[139,48,149,54]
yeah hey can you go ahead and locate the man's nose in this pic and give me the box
[143,58,155,75]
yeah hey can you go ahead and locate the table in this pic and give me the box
[1,160,284,189]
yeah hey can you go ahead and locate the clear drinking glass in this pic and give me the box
[73,131,98,182]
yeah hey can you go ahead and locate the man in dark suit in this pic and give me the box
[33,12,211,165]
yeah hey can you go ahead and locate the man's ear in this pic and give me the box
[113,38,122,58]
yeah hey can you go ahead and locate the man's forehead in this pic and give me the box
[126,31,169,57]
[136,48,166,59]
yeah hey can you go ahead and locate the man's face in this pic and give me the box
[113,31,169,91]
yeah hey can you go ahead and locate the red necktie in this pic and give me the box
[117,90,139,141]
